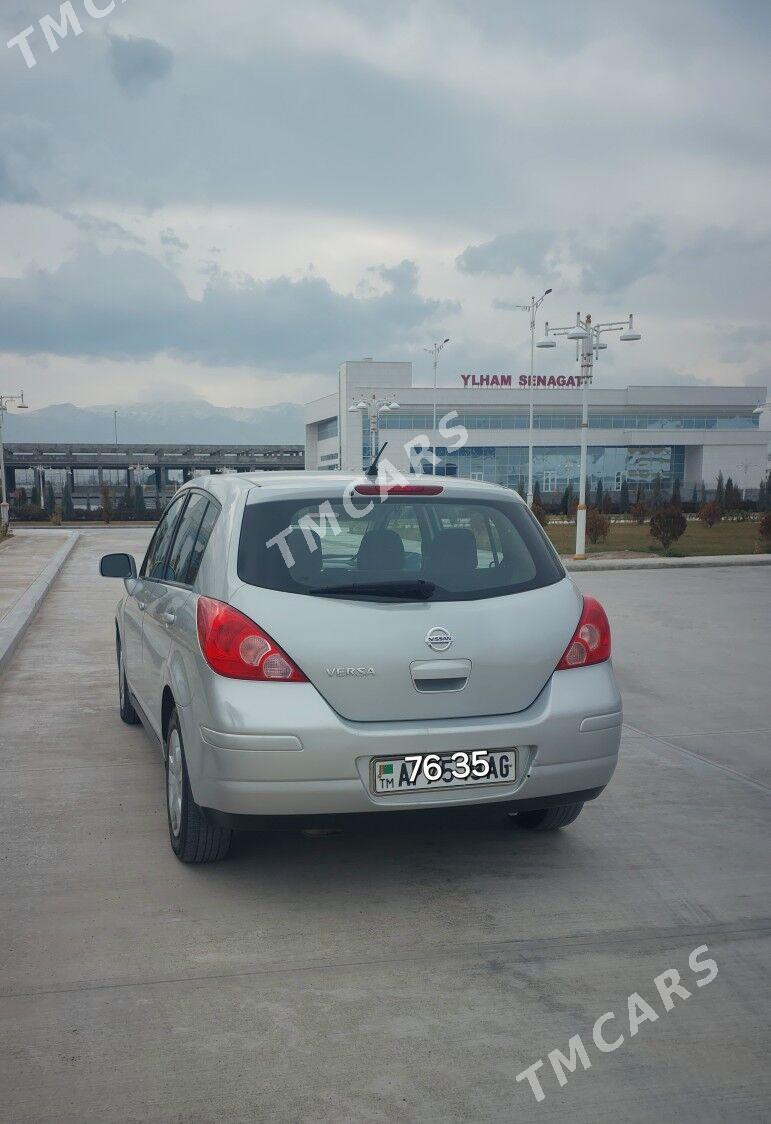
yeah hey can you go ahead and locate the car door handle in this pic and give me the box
[137,601,147,611]
[162,610,176,626]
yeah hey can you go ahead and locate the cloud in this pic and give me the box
[0,245,457,370]
[160,228,189,252]
[57,210,145,245]
[0,1,769,405]
[491,299,525,312]
[572,220,667,294]
[108,35,174,96]
[460,220,669,296]
[722,325,771,364]
[375,258,419,292]
[0,116,51,204]
[456,231,554,277]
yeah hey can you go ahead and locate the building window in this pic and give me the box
[381,411,759,432]
[542,471,557,491]
[317,417,339,441]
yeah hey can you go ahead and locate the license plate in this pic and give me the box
[371,750,516,795]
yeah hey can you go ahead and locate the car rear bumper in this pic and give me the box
[179,661,622,817]
[204,786,608,832]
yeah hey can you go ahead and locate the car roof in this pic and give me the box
[180,470,523,504]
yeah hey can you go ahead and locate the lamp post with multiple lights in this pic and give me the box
[537,312,641,558]
[0,391,29,529]
[348,393,400,471]
[424,339,450,475]
[499,291,552,506]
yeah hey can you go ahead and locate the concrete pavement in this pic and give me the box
[0,529,69,622]
[0,529,79,675]
[0,528,769,1123]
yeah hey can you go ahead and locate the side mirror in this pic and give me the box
[100,553,137,579]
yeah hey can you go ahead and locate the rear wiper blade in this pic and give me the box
[309,579,436,600]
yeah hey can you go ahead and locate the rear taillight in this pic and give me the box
[556,596,611,670]
[196,597,307,682]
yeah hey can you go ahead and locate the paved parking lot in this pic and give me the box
[1,528,769,1123]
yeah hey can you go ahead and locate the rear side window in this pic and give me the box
[238,495,564,601]
[141,494,186,580]
[165,493,210,585]
[186,500,219,585]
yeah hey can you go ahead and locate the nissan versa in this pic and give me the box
[99,473,622,862]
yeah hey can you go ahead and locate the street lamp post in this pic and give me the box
[348,393,400,473]
[499,290,551,506]
[0,391,29,529]
[424,339,450,475]
[537,312,641,558]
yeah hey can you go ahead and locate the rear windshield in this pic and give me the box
[238,494,565,601]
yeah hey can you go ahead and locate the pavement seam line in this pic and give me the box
[623,721,771,793]
[2,918,769,1001]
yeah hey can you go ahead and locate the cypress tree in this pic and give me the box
[619,478,630,513]
[715,471,725,506]
[595,479,604,509]
[532,479,541,506]
[671,477,682,509]
[759,476,769,512]
[652,474,662,509]
[62,480,75,519]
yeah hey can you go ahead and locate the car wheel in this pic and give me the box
[510,802,584,831]
[166,708,232,863]
[118,645,140,725]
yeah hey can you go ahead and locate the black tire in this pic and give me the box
[510,802,584,831]
[117,642,140,725]
[165,708,232,863]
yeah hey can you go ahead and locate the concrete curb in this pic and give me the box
[0,531,80,677]
[565,553,771,572]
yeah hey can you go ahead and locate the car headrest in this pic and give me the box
[356,528,406,572]
[283,528,323,582]
[424,528,478,576]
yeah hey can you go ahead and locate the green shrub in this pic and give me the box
[586,508,610,544]
[650,506,687,551]
[531,502,550,528]
[698,501,722,528]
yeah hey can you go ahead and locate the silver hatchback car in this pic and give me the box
[100,472,622,862]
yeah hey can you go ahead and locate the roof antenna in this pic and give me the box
[365,441,389,478]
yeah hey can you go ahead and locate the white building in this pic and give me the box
[304,360,768,499]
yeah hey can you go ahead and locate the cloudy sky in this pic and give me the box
[2,0,770,411]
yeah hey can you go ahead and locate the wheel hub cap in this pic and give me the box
[167,730,183,837]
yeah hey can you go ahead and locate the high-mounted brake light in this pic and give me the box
[556,596,611,670]
[196,597,307,682]
[354,484,443,496]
